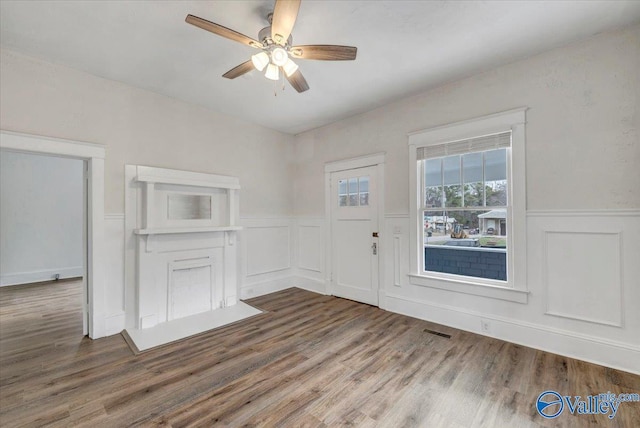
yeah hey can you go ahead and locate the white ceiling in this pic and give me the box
[2,1,639,135]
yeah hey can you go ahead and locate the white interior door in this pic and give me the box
[330,166,379,306]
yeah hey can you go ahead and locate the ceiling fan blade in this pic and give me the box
[271,0,301,45]
[284,68,309,93]
[222,60,255,79]
[289,45,357,60]
[186,14,262,49]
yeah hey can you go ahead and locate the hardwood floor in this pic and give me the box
[1,280,638,427]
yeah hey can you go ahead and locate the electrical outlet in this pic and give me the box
[480,319,491,334]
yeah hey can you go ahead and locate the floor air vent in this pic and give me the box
[423,328,451,339]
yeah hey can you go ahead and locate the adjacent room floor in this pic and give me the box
[0,280,638,427]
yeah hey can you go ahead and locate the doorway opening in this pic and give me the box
[0,131,105,338]
[0,150,87,333]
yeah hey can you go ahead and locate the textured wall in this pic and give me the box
[0,49,295,216]
[294,25,640,215]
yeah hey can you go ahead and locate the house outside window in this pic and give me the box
[408,109,528,303]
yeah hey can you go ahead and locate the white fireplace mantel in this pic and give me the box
[125,165,242,332]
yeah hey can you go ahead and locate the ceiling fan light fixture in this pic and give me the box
[251,52,269,71]
[282,58,299,77]
[265,63,280,80]
[271,47,288,66]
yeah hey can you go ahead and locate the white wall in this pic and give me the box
[0,48,295,335]
[0,49,295,217]
[0,150,84,286]
[292,25,640,374]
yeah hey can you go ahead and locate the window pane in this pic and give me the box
[443,156,460,185]
[338,179,347,195]
[464,182,484,207]
[444,185,462,207]
[424,158,442,187]
[442,156,461,208]
[424,209,507,281]
[358,176,369,193]
[425,186,442,208]
[484,149,506,181]
[348,178,358,194]
[360,192,369,206]
[338,179,348,207]
[484,149,507,207]
[478,209,507,239]
[463,152,483,183]
[348,177,358,206]
[424,211,450,247]
[486,180,507,206]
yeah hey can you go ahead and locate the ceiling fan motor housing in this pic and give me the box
[258,26,293,48]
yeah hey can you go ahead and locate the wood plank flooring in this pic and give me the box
[1,280,639,427]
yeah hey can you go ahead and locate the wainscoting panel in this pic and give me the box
[240,218,294,299]
[297,224,323,273]
[293,218,326,294]
[544,231,622,327]
[245,224,291,277]
[528,210,639,336]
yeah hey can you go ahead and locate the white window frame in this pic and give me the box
[408,108,528,303]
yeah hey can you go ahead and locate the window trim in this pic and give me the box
[408,108,528,303]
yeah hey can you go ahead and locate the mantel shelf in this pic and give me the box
[134,226,242,235]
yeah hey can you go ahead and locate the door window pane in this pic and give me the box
[338,176,371,207]
[358,176,369,206]
[348,178,358,206]
[338,179,348,206]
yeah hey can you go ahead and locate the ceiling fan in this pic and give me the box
[185,0,357,93]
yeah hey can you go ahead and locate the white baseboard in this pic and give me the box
[240,276,294,300]
[240,275,326,301]
[0,266,83,287]
[383,292,640,375]
[293,275,328,295]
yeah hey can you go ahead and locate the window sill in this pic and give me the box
[408,273,529,304]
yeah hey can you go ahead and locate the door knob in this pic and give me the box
[371,242,377,255]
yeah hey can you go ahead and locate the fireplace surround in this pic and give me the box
[124,165,242,332]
